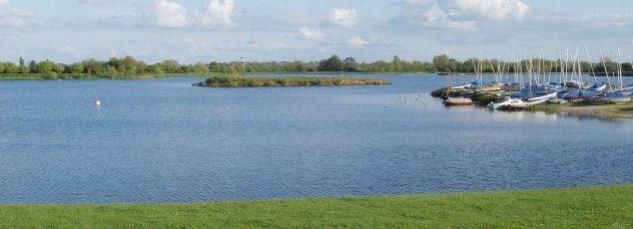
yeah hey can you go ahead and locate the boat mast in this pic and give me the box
[583,46,597,84]
[599,49,612,92]
[479,49,483,85]
[576,50,582,86]
[617,45,624,91]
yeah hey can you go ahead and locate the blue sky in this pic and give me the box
[1,0,633,63]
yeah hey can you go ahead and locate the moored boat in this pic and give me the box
[488,98,526,110]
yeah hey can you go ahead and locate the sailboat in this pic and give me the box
[488,98,526,110]
[602,46,632,103]
[443,71,473,106]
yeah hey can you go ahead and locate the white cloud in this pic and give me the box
[300,26,324,39]
[395,1,475,31]
[145,0,189,28]
[0,0,34,27]
[329,8,357,27]
[347,37,369,47]
[193,0,234,27]
[78,0,108,5]
[454,0,528,20]
[0,0,9,9]
[247,40,288,50]
[393,0,528,32]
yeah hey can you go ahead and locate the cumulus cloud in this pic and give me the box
[347,37,369,47]
[454,0,528,20]
[0,0,35,27]
[395,1,475,31]
[300,26,324,39]
[145,0,189,28]
[193,0,234,27]
[329,8,357,27]
[248,40,288,50]
[394,0,529,31]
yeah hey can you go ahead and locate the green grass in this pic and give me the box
[195,76,390,88]
[2,184,632,228]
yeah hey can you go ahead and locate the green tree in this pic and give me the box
[29,60,38,73]
[82,59,102,76]
[391,55,402,72]
[69,63,84,74]
[148,64,164,75]
[342,57,359,72]
[192,62,209,74]
[122,56,138,74]
[433,54,458,73]
[162,60,181,73]
[4,62,18,74]
[36,60,55,75]
[319,55,342,71]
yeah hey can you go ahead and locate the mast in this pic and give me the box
[583,46,597,84]
[479,49,483,85]
[599,49,612,92]
[617,45,624,91]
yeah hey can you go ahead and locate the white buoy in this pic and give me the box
[95,100,102,107]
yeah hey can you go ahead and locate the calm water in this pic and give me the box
[1,74,632,204]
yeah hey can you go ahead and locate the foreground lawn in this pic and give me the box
[1,185,632,228]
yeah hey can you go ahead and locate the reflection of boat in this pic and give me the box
[443,97,473,106]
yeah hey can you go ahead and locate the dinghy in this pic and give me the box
[488,98,526,110]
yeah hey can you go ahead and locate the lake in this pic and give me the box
[1,74,632,204]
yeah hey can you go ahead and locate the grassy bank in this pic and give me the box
[2,185,632,228]
[527,101,633,120]
[195,76,390,88]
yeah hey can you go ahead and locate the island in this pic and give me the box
[193,76,390,88]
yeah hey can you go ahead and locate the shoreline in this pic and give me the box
[1,184,631,227]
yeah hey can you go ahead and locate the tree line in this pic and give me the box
[0,54,631,79]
